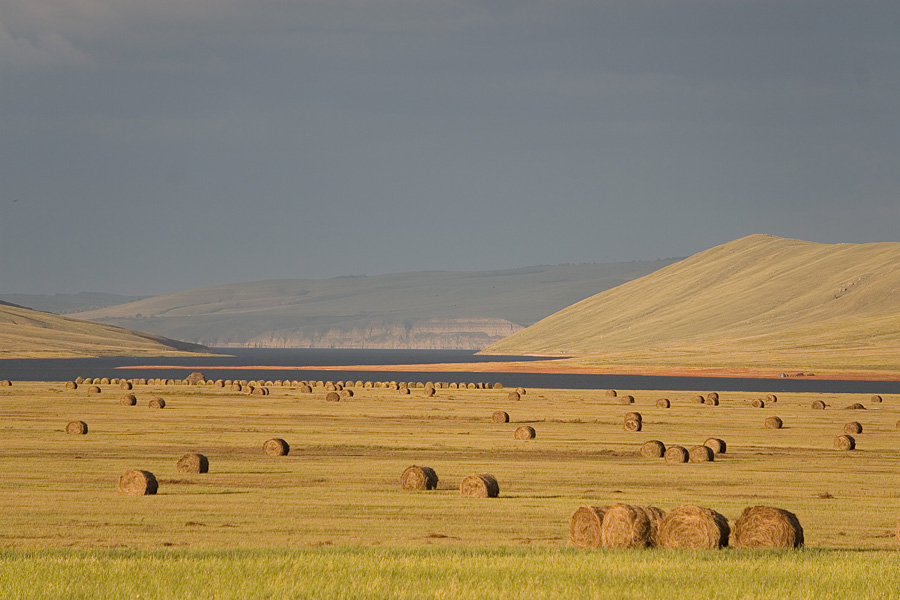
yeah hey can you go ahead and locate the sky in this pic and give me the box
[1,0,898,296]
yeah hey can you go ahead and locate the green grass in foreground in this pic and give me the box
[3,546,900,600]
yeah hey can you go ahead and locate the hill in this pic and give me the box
[482,235,900,373]
[70,260,679,350]
[0,292,148,314]
[0,304,210,358]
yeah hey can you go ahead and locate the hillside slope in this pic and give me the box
[71,261,678,350]
[0,304,209,358]
[482,235,900,372]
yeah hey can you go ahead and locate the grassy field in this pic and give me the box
[1,378,899,597]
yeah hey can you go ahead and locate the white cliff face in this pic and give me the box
[206,318,524,350]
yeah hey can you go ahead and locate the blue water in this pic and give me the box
[1,348,898,394]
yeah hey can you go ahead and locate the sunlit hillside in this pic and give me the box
[482,235,900,372]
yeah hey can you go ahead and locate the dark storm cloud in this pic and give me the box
[1,0,898,294]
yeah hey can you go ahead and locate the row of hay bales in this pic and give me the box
[569,503,803,550]
[66,376,508,391]
[641,438,725,463]
[399,465,499,497]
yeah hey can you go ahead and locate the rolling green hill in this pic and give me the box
[70,261,679,350]
[482,235,900,372]
[0,304,209,358]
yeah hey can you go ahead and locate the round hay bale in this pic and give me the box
[871,395,883,403]
[600,503,653,549]
[449,383,458,389]
[624,418,642,432]
[120,394,137,406]
[508,391,521,402]
[466,383,476,390]
[843,421,862,435]
[251,386,269,396]
[148,397,165,409]
[493,382,503,389]
[176,453,209,474]
[569,505,607,548]
[74,377,85,384]
[87,385,101,394]
[66,420,88,435]
[243,385,254,395]
[640,440,666,459]
[692,395,706,404]
[340,389,354,398]
[733,505,803,549]
[845,403,866,410]
[664,445,689,464]
[764,416,784,429]
[834,434,855,450]
[186,372,205,385]
[325,391,340,402]
[120,380,133,390]
[492,410,510,423]
[263,438,290,456]
[231,383,243,392]
[811,400,827,410]
[605,389,617,397]
[325,383,337,391]
[99,377,110,385]
[707,397,720,406]
[706,392,719,403]
[750,399,765,408]
[638,506,667,547]
[658,504,730,549]
[766,394,778,403]
[689,445,714,462]
[65,381,78,390]
[460,473,499,498]
[214,380,225,388]
[656,398,671,408]
[516,387,526,395]
[704,438,727,454]
[400,465,438,491]
[620,395,635,405]
[514,425,536,440]
[624,411,642,422]
[137,378,147,385]
[424,387,435,397]
[118,470,158,496]
[299,384,312,393]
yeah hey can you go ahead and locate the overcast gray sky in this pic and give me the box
[1,0,898,295]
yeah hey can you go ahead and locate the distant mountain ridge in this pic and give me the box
[482,235,900,372]
[70,260,680,350]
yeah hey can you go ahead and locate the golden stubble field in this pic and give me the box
[0,379,898,551]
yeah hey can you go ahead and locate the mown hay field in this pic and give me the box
[2,380,900,597]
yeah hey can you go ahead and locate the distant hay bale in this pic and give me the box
[750,399,765,408]
[844,403,866,410]
[325,383,337,391]
[66,420,88,435]
[492,410,510,423]
[424,387,435,397]
[514,425,536,440]
[100,378,110,385]
[658,504,730,550]
[176,453,209,474]
[299,384,312,393]
[251,386,269,396]
[460,473,499,498]
[624,418,642,432]
[231,383,243,392]
[88,385,101,394]
[243,385,254,395]
[689,445,714,462]
[600,503,653,549]
[656,398,670,408]
[692,395,705,404]
[871,395,883,403]
[165,379,174,385]
[641,440,666,458]
[467,383,477,390]
[620,395,635,405]
[118,470,158,496]
[263,438,290,456]
[665,445,689,463]
[325,391,340,402]
[516,387,526,395]
[706,397,720,406]
[120,381,133,390]
[764,416,784,429]
[706,392,719,403]
[340,389,354,398]
[766,394,778,403]
[605,390,617,397]
[214,380,225,388]
[65,381,78,390]
[399,387,410,395]
[137,378,147,385]
[733,505,804,549]
[508,391,521,402]
[400,465,438,491]
[811,400,827,409]
[624,411,642,422]
[704,438,726,454]
[493,382,504,389]
[834,434,855,450]
[148,397,166,409]
[74,377,85,384]
[569,505,607,548]
[843,421,863,435]
[120,394,137,406]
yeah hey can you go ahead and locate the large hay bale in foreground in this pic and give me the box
[641,440,666,458]
[118,470,158,495]
[492,410,510,423]
[66,420,88,435]
[664,445,689,464]
[704,438,726,454]
[811,400,826,410]
[569,505,608,548]
[623,418,642,432]
[263,438,290,456]
[400,465,438,491]
[120,394,137,406]
[460,473,499,498]
[843,421,863,435]
[176,453,209,474]
[764,416,784,429]
[658,504,730,549]
[732,505,803,549]
[689,445,714,462]
[600,503,653,549]
[656,398,670,408]
[514,425,536,440]
[834,434,855,450]
[148,397,166,409]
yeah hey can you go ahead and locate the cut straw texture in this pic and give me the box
[658,504,730,549]
[732,505,803,549]
[460,473,499,498]
[400,465,438,491]
[600,503,654,548]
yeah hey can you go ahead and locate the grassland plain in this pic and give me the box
[1,380,900,598]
